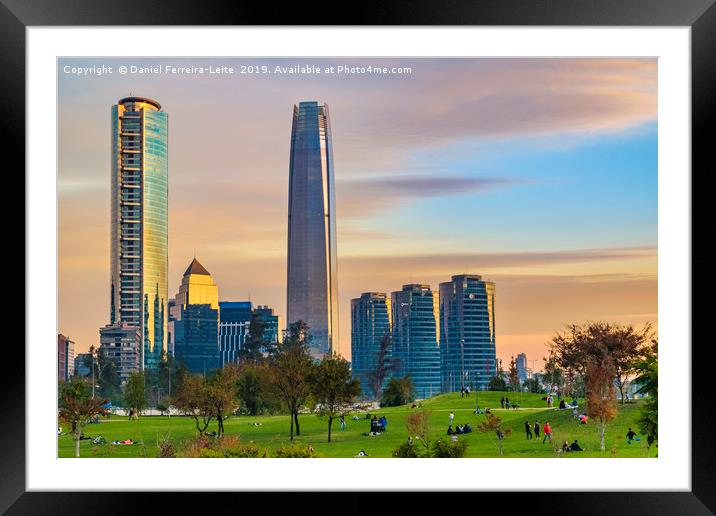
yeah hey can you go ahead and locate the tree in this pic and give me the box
[239,312,270,364]
[308,353,361,442]
[237,363,275,415]
[585,357,618,451]
[406,409,432,455]
[548,322,651,404]
[542,354,564,395]
[634,338,658,448]
[477,412,512,456]
[206,364,240,437]
[380,376,415,407]
[58,378,108,457]
[523,377,543,394]
[487,375,507,391]
[172,373,214,435]
[367,334,396,401]
[270,321,315,440]
[508,356,520,391]
[85,345,122,401]
[124,371,147,418]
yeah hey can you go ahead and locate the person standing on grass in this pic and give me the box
[501,396,505,409]
[340,414,346,431]
[534,421,540,440]
[626,427,638,444]
[525,420,533,440]
[542,421,553,444]
[505,397,510,409]
[449,412,455,427]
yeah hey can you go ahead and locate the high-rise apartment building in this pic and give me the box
[286,101,339,358]
[99,323,141,385]
[57,334,75,382]
[108,96,168,371]
[439,274,496,392]
[391,284,441,399]
[351,292,392,398]
[171,259,219,375]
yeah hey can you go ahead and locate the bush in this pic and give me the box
[391,441,421,458]
[157,433,176,458]
[430,438,468,458]
[183,435,266,458]
[271,443,318,458]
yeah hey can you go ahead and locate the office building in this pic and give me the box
[439,274,496,392]
[286,101,339,358]
[218,301,252,367]
[171,258,220,375]
[516,352,528,383]
[391,284,441,399]
[351,292,392,398]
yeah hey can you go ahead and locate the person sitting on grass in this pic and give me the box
[355,450,368,457]
[559,399,566,410]
[561,441,570,453]
[455,425,464,435]
[579,414,588,425]
[447,425,454,436]
[570,440,583,452]
[463,423,473,434]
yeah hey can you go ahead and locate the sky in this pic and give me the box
[58,57,658,369]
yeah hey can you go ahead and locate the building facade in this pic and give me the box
[57,334,75,382]
[109,96,168,371]
[286,101,339,358]
[218,301,252,368]
[99,323,141,385]
[439,274,496,392]
[171,259,220,375]
[350,292,392,398]
[391,284,441,399]
[516,352,528,383]
[254,305,282,345]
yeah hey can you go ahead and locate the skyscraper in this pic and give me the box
[109,96,168,371]
[439,274,496,392]
[286,101,339,358]
[171,259,220,375]
[391,284,441,399]
[516,352,528,383]
[351,292,392,398]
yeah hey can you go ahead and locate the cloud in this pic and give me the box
[337,175,526,218]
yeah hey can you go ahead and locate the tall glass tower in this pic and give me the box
[391,284,441,399]
[439,274,496,392]
[109,96,168,370]
[286,101,339,358]
[351,292,392,398]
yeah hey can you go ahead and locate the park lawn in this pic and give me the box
[57,391,655,458]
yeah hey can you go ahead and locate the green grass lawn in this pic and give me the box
[58,391,655,458]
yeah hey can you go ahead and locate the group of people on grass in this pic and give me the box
[459,386,471,397]
[447,423,473,436]
[369,415,388,435]
[525,420,553,443]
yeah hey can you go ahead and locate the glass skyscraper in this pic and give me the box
[109,96,168,371]
[391,284,442,399]
[170,259,220,375]
[351,292,392,398]
[286,101,339,358]
[439,274,496,392]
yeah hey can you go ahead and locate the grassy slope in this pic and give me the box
[58,391,655,458]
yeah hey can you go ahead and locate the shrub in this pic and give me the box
[271,443,318,458]
[391,441,421,458]
[157,433,176,458]
[430,438,468,458]
[181,434,267,458]
[180,435,212,458]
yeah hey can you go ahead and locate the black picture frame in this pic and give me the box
[5,0,710,513]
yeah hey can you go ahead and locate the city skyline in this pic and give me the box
[58,57,658,364]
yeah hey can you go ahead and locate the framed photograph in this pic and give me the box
[8,0,711,512]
